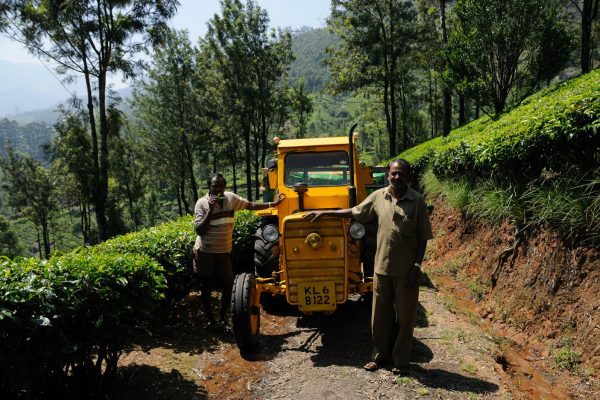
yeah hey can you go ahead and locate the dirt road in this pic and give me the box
[109,279,565,400]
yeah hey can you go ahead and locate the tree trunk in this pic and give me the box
[42,219,51,259]
[383,77,395,157]
[458,95,466,126]
[429,70,435,138]
[97,71,109,241]
[440,0,452,137]
[580,0,599,73]
[243,123,253,201]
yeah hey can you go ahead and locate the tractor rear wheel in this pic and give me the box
[231,272,260,353]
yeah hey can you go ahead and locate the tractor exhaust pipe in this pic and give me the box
[348,122,358,208]
[293,182,308,212]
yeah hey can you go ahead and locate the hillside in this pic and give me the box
[398,69,600,380]
[288,27,337,92]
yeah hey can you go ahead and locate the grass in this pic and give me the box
[422,165,600,245]
[443,296,458,313]
[467,281,487,301]
[438,256,468,275]
[396,376,412,386]
[421,169,471,212]
[554,346,581,371]
[460,360,479,375]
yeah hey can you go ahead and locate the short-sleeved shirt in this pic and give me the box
[194,192,250,253]
[352,186,433,278]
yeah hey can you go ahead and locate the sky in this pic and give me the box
[0,0,331,90]
[0,0,330,65]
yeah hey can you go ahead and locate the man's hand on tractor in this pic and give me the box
[303,211,325,222]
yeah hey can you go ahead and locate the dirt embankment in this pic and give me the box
[109,198,599,399]
[427,198,600,396]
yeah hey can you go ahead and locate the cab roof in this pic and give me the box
[277,137,351,149]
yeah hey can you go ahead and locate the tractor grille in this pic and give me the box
[283,218,347,304]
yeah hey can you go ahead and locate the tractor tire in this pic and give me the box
[231,272,260,353]
[254,220,279,278]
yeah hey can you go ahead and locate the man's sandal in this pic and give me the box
[363,361,380,371]
[391,366,410,376]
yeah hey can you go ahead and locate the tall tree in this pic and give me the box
[326,0,419,156]
[289,82,314,139]
[439,0,452,136]
[448,0,571,115]
[205,0,293,199]
[0,148,57,258]
[52,110,95,244]
[568,0,599,73]
[0,215,22,258]
[2,0,178,241]
[133,28,204,214]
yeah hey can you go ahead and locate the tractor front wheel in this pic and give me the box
[231,272,260,353]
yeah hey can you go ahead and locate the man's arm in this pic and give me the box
[195,208,213,236]
[414,241,427,266]
[245,193,284,211]
[195,197,216,236]
[303,208,353,222]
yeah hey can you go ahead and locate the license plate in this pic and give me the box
[297,281,336,311]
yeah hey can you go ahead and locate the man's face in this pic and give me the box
[388,162,410,191]
[209,177,226,196]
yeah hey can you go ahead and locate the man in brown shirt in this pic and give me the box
[304,159,433,374]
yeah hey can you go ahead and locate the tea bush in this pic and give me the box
[401,69,600,181]
[95,216,195,302]
[0,252,165,398]
[0,208,261,397]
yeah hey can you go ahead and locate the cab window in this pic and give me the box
[284,151,350,187]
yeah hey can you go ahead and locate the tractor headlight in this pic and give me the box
[262,224,280,242]
[348,222,366,239]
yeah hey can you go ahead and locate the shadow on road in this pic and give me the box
[410,364,499,394]
[281,295,434,368]
[109,365,207,400]
[134,292,232,356]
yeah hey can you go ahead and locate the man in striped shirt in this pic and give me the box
[194,173,282,332]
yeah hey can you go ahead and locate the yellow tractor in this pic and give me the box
[231,124,386,353]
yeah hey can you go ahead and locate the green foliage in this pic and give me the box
[467,181,524,225]
[0,215,21,258]
[0,200,261,396]
[0,118,54,164]
[327,0,420,155]
[132,28,204,215]
[447,0,571,115]
[402,69,600,180]
[0,252,165,397]
[523,173,597,243]
[95,216,196,302]
[231,210,260,273]
[0,147,58,258]
[288,27,337,92]
[420,169,471,212]
[554,345,582,371]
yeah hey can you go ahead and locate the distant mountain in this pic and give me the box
[0,60,86,120]
[0,60,132,124]
[289,27,337,92]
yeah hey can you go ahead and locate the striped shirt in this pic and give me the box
[194,192,250,253]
